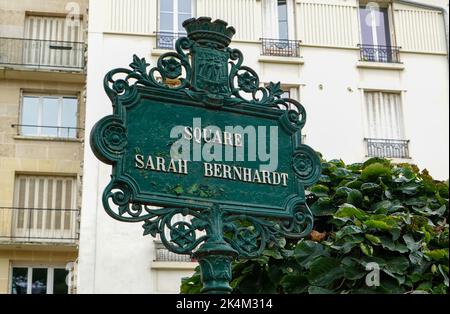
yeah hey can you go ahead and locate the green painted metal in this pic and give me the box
[90,17,321,294]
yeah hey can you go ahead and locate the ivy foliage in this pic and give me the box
[181,158,449,294]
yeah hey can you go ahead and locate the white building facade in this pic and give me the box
[78,0,449,293]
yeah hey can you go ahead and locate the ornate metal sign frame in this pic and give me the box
[90,17,321,294]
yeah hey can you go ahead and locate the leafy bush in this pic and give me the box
[181,158,449,294]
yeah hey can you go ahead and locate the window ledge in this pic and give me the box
[258,55,304,65]
[151,48,173,57]
[151,261,198,270]
[357,61,405,70]
[13,135,82,143]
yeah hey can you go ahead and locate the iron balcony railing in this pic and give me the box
[154,241,193,262]
[155,32,185,50]
[0,207,80,243]
[365,138,410,159]
[0,37,85,70]
[358,44,401,63]
[11,124,84,139]
[261,38,302,57]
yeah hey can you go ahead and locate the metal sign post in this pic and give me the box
[90,17,321,294]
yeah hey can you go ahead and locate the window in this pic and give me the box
[365,91,404,140]
[364,91,409,158]
[12,175,78,242]
[20,94,78,138]
[159,0,193,34]
[277,0,289,40]
[11,266,69,294]
[261,0,300,57]
[157,0,194,49]
[24,15,84,69]
[359,4,391,47]
[359,3,400,62]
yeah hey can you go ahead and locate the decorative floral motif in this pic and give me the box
[237,71,258,93]
[235,229,259,254]
[293,152,313,178]
[170,221,196,248]
[103,124,127,151]
[161,57,182,79]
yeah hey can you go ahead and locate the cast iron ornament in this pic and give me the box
[90,17,321,294]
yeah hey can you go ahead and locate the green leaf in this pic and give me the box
[294,240,327,268]
[334,204,367,220]
[382,269,406,285]
[335,225,363,239]
[396,182,421,196]
[426,249,449,261]
[380,236,408,253]
[347,189,363,206]
[416,281,432,291]
[307,257,344,286]
[308,286,335,294]
[309,184,329,197]
[359,243,373,256]
[342,257,366,280]
[361,163,391,181]
[280,275,309,293]
[363,157,391,168]
[330,235,364,254]
[263,249,283,260]
[360,182,381,194]
[385,256,410,274]
[438,264,449,287]
[310,197,335,216]
[409,251,425,267]
[412,205,446,217]
[403,234,421,252]
[365,234,381,245]
[364,219,393,231]
[370,200,392,212]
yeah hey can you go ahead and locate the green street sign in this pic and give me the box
[90,17,321,294]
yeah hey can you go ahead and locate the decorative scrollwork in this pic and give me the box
[102,180,314,259]
[280,203,314,238]
[103,29,307,121]
[103,39,193,101]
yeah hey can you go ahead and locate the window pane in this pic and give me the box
[178,14,191,32]
[178,0,191,13]
[278,0,288,39]
[53,269,69,294]
[31,268,47,294]
[160,12,174,31]
[278,22,288,40]
[41,97,59,137]
[160,0,173,12]
[278,1,287,20]
[61,97,77,138]
[375,8,391,46]
[359,7,374,45]
[21,96,39,136]
[11,268,28,294]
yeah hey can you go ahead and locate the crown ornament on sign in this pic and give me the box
[182,17,236,48]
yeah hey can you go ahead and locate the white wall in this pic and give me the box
[78,0,449,294]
